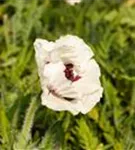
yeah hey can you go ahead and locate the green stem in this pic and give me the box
[14,97,39,149]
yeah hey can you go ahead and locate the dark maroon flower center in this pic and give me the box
[47,63,80,101]
[64,64,81,82]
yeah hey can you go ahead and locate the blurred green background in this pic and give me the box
[0,0,135,149]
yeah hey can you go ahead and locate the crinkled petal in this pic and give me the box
[80,88,103,114]
[34,39,54,75]
[81,59,101,82]
[52,35,94,65]
[41,93,81,115]
[73,80,101,96]
[43,62,67,84]
[73,59,102,95]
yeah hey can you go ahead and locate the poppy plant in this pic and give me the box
[34,35,103,115]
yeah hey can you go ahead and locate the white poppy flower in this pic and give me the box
[65,0,81,5]
[34,35,103,115]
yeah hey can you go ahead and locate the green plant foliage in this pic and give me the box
[0,0,135,149]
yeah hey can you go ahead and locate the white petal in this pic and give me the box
[34,39,54,78]
[41,93,80,115]
[53,35,94,65]
[72,58,102,99]
[81,59,101,82]
[66,0,81,5]
[43,62,66,84]
[58,88,77,98]
[80,88,103,114]
[73,80,101,96]
[34,39,54,52]
[73,59,101,95]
